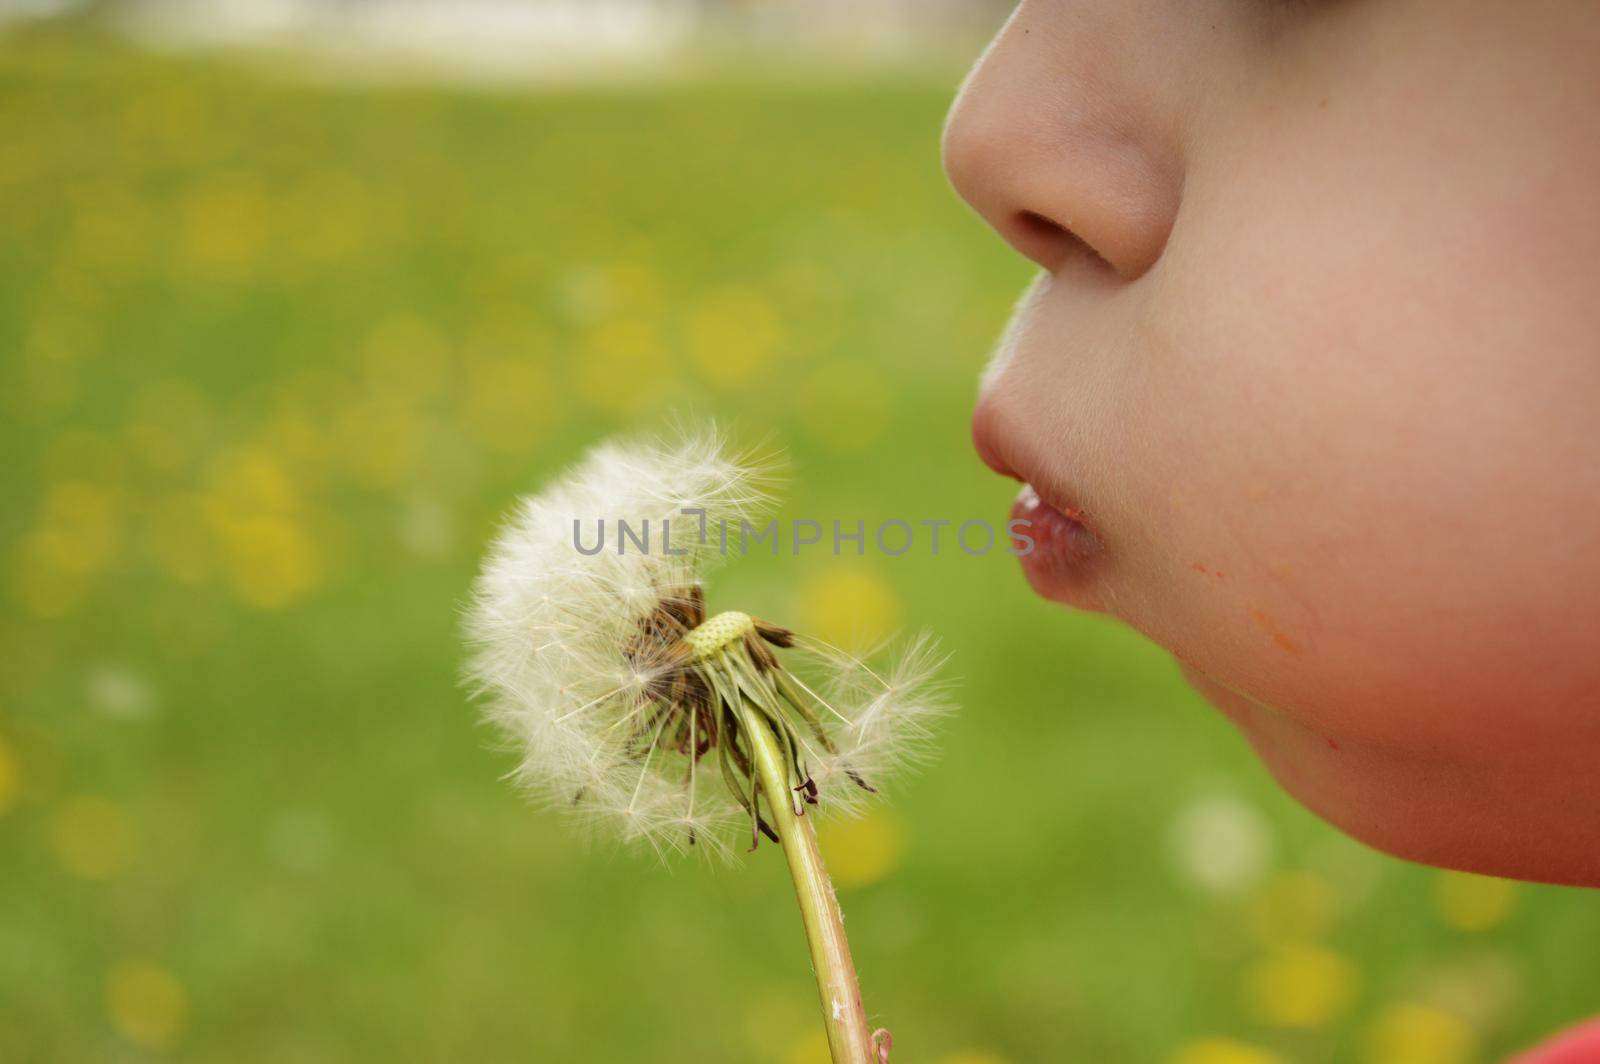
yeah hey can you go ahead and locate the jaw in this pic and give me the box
[1180,662,1600,887]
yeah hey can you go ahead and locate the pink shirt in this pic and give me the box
[1512,1021,1600,1063]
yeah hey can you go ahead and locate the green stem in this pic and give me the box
[736,699,879,1064]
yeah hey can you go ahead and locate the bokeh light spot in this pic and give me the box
[85,664,157,721]
[401,496,455,559]
[796,566,901,650]
[1368,1003,1475,1064]
[782,1026,830,1064]
[1168,794,1272,895]
[203,449,323,607]
[1244,945,1356,1029]
[217,516,321,610]
[1433,871,1517,933]
[179,173,271,273]
[818,807,906,891]
[33,481,125,574]
[106,960,188,1051]
[559,261,665,323]
[740,987,809,1059]
[571,317,674,413]
[685,284,783,389]
[208,448,301,516]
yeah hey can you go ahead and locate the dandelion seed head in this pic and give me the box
[465,427,949,857]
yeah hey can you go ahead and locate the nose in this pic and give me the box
[942,2,1188,280]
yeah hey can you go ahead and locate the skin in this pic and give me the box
[945,0,1600,886]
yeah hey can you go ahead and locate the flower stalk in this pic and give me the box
[736,697,879,1064]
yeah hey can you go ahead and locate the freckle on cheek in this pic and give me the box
[1250,608,1303,654]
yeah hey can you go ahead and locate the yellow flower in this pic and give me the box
[1368,1003,1475,1064]
[818,808,907,890]
[217,516,321,610]
[686,285,784,389]
[179,173,272,274]
[740,987,809,1058]
[571,317,675,414]
[32,481,125,575]
[1244,945,1357,1029]
[796,566,901,650]
[1433,871,1517,933]
[203,449,323,607]
[783,1028,831,1064]
[106,961,188,1051]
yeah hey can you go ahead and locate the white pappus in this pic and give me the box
[464,427,948,860]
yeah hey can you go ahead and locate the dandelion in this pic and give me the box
[465,426,946,1064]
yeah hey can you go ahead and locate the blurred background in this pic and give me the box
[0,2,1595,1062]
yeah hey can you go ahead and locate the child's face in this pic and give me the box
[948,0,1600,885]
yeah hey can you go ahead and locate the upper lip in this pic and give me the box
[971,401,1022,482]
[970,399,1088,524]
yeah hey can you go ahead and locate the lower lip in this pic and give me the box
[1011,484,1103,607]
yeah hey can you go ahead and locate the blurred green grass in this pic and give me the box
[1,27,1596,1064]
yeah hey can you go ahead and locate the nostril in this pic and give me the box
[1016,210,1065,239]
[1011,210,1112,274]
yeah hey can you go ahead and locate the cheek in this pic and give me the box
[1110,162,1600,758]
